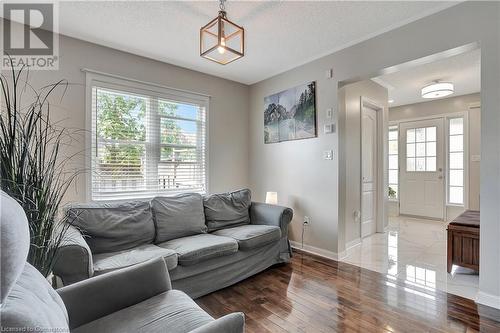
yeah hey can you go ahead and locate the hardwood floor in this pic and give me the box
[196,250,500,333]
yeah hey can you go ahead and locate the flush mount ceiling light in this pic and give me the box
[421,81,454,99]
[200,0,244,65]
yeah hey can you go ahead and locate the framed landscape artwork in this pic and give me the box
[264,81,316,144]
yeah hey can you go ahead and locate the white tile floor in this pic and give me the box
[341,215,479,300]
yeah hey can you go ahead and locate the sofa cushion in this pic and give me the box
[203,189,251,232]
[158,234,238,266]
[212,225,281,250]
[151,193,207,243]
[72,290,213,333]
[67,201,155,254]
[93,244,178,275]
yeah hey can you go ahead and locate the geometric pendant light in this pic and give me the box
[200,0,244,65]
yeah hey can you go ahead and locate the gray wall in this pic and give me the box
[339,80,388,247]
[249,2,500,306]
[1,28,250,203]
[389,93,481,211]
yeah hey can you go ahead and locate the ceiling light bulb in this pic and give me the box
[388,99,394,104]
[421,82,454,99]
[217,38,226,54]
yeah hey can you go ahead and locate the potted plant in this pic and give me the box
[0,59,79,278]
[388,186,397,200]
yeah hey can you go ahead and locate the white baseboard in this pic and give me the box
[290,240,344,261]
[476,290,500,309]
[346,238,361,250]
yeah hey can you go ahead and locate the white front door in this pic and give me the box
[361,105,377,237]
[399,118,445,219]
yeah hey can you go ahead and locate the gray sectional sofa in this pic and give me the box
[53,189,293,298]
[0,191,245,333]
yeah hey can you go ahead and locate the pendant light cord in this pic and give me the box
[219,0,226,11]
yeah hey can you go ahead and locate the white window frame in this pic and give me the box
[388,124,399,201]
[446,114,469,207]
[84,69,210,201]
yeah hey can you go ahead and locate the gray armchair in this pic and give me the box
[0,191,245,333]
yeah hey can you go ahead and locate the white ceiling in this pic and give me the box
[48,1,459,85]
[374,49,480,107]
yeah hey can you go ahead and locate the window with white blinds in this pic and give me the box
[87,73,208,201]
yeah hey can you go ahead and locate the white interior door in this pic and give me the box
[399,118,445,219]
[361,105,377,237]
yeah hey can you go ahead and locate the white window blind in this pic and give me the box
[88,74,208,201]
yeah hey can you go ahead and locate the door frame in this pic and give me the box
[360,97,387,235]
[389,111,470,221]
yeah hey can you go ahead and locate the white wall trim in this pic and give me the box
[346,238,361,250]
[290,241,346,261]
[476,291,500,310]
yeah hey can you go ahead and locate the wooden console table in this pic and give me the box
[447,210,480,273]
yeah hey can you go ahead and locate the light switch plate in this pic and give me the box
[325,69,333,79]
[326,108,333,118]
[323,150,333,160]
[324,123,336,134]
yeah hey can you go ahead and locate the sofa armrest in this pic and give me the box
[52,224,93,285]
[57,257,171,329]
[250,202,293,235]
[189,313,245,333]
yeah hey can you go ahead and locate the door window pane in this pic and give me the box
[416,143,426,157]
[449,170,463,187]
[416,158,426,171]
[389,155,398,169]
[416,128,426,142]
[449,135,463,152]
[407,129,415,143]
[389,129,397,141]
[407,158,415,172]
[426,127,436,141]
[449,186,464,204]
[405,126,438,172]
[426,157,436,172]
[450,152,463,169]
[389,170,398,184]
[389,141,398,155]
[407,143,415,157]
[449,118,464,135]
[426,142,436,157]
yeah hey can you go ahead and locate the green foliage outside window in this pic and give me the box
[97,94,189,180]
